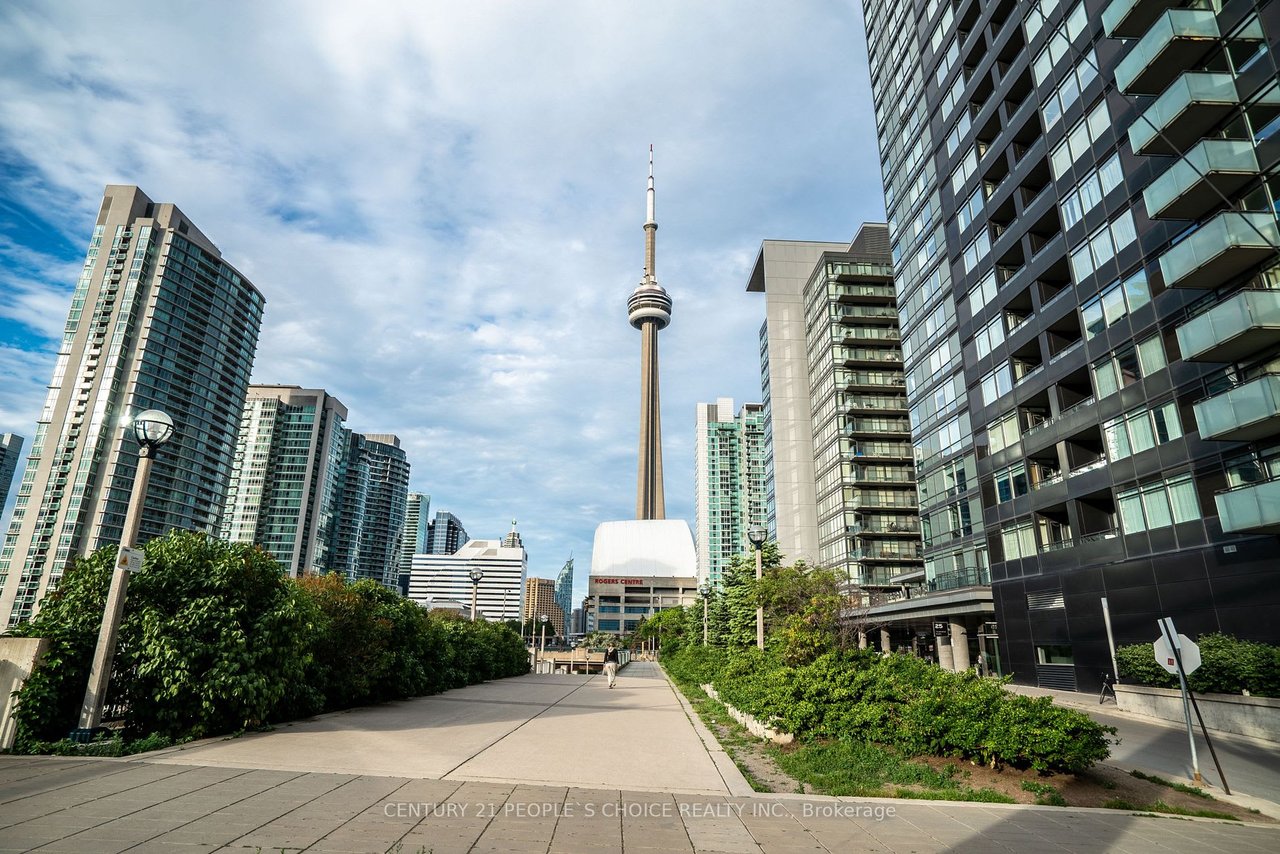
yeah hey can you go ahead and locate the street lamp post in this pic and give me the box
[468,568,484,621]
[77,410,175,732]
[748,527,767,651]
[698,583,710,646]
[538,614,549,671]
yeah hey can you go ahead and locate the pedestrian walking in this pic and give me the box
[603,643,620,688]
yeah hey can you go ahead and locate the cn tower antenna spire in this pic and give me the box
[644,144,657,281]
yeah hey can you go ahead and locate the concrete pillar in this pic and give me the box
[936,640,954,671]
[857,631,868,650]
[879,628,891,652]
[950,621,970,671]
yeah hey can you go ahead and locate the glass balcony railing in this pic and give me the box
[1115,10,1220,95]
[1216,478,1280,533]
[1129,72,1237,156]
[1193,373,1280,442]
[927,566,991,593]
[1144,139,1260,221]
[1102,0,1181,38]
[1176,289,1280,362]
[1159,211,1280,289]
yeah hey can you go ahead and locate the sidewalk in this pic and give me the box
[1,664,1278,852]
[1007,682,1280,816]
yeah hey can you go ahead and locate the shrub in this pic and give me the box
[661,644,727,687]
[10,533,530,754]
[1116,634,1280,697]
[704,649,1113,773]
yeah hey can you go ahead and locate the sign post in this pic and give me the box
[1154,618,1230,793]
[1154,618,1200,784]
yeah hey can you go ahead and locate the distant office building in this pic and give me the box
[554,556,574,633]
[586,573,699,635]
[746,240,845,565]
[354,434,410,590]
[425,511,468,555]
[694,398,767,589]
[0,434,24,515]
[399,493,430,577]
[524,576,563,635]
[860,0,1280,688]
[221,386,351,577]
[0,185,264,626]
[571,607,584,634]
[407,529,526,622]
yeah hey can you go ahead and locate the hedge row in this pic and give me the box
[665,646,1113,774]
[1115,634,1280,698]
[10,531,528,751]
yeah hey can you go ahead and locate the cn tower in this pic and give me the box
[628,146,672,520]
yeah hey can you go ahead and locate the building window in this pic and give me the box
[1036,645,1074,665]
[1117,474,1201,534]
[1091,333,1167,399]
[1104,402,1181,461]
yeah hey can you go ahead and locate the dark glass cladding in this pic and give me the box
[862,0,1280,692]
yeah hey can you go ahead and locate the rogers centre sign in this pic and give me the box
[593,578,644,586]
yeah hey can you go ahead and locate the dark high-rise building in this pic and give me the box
[355,434,410,590]
[425,511,468,555]
[0,434,23,517]
[861,0,1280,690]
[0,186,264,626]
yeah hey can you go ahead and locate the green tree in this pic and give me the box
[114,532,315,739]
[9,548,115,748]
[12,531,315,746]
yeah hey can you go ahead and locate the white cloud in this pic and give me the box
[0,0,883,601]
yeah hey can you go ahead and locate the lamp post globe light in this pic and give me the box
[539,613,549,656]
[77,409,175,733]
[468,568,484,621]
[698,583,711,646]
[747,527,767,651]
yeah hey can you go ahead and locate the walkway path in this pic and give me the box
[1,662,1277,852]
[146,660,747,795]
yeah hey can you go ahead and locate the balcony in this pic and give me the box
[1176,290,1280,362]
[1216,478,1280,534]
[1144,139,1260,221]
[1193,373,1280,442]
[928,566,991,593]
[1102,0,1181,38]
[1129,72,1237,157]
[1115,10,1220,96]
[1159,212,1280,289]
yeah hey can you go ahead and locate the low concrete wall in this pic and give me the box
[701,683,793,745]
[1116,684,1280,743]
[0,636,50,750]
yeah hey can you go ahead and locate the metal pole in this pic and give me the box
[1160,618,1201,785]
[1101,596,1119,683]
[755,546,764,650]
[702,596,708,645]
[470,583,478,621]
[79,451,153,729]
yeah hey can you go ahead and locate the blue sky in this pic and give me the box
[0,0,886,602]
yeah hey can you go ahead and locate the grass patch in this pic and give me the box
[1128,769,1212,799]
[767,739,1014,802]
[1148,801,1240,821]
[1021,780,1067,806]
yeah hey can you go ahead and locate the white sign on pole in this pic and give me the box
[116,547,144,574]
[1153,632,1201,675]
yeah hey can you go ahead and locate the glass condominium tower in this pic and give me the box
[861,0,1280,690]
[0,185,264,626]
[694,398,767,588]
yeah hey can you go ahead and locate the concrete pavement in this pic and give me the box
[1,661,1278,852]
[146,661,749,796]
[1008,683,1280,810]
